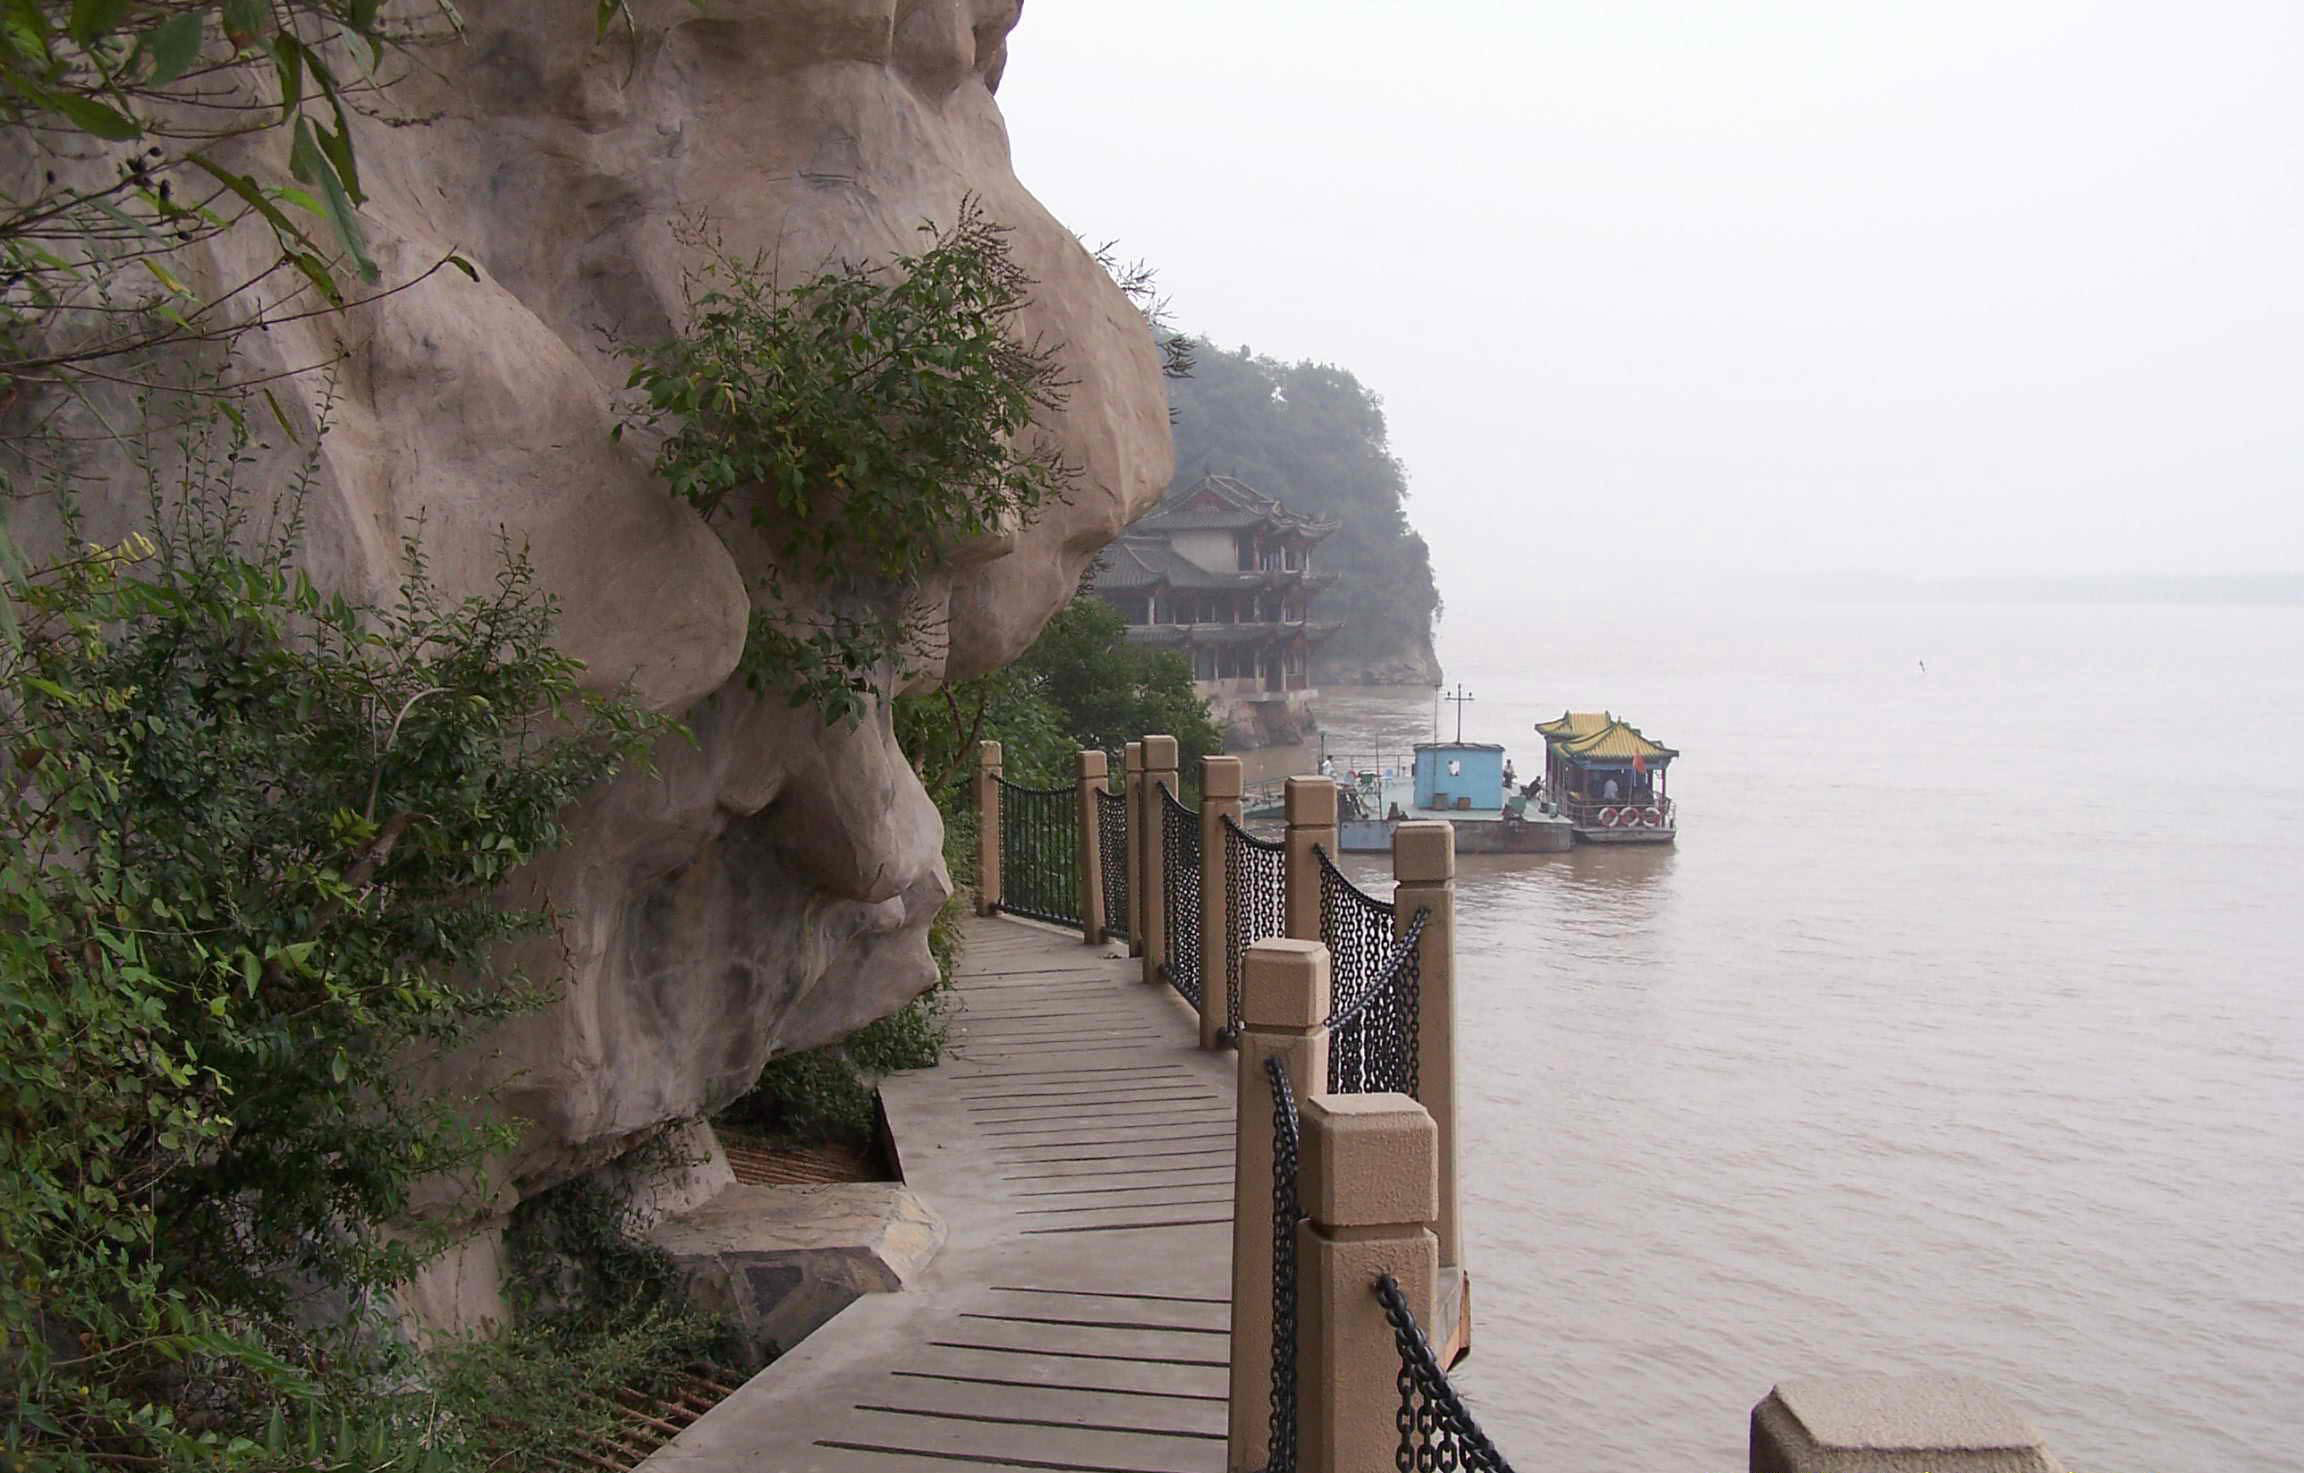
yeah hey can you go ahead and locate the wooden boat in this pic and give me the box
[1533,711,1678,843]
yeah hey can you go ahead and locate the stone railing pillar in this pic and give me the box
[1283,775,1338,942]
[1199,755,1244,1049]
[1751,1377,2072,1473]
[1138,734,1178,988]
[1075,749,1107,946]
[1299,1091,1439,1473]
[1391,820,1462,1329]
[973,740,1002,917]
[1122,742,1145,956]
[1227,939,1332,1473]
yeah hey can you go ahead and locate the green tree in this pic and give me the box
[621,204,1080,726]
[1165,343,1442,675]
[896,590,1222,802]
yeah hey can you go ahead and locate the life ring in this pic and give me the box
[1596,806,1618,828]
[1643,807,1663,828]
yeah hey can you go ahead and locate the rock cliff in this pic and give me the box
[10,0,1171,1325]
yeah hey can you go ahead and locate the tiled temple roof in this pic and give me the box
[1135,473,1340,540]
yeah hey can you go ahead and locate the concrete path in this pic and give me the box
[638,916,1235,1473]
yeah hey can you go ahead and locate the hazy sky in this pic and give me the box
[1000,1,2304,610]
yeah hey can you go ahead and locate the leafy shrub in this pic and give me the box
[0,408,663,1469]
[619,202,1079,725]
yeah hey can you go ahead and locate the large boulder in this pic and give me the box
[9,0,1170,1327]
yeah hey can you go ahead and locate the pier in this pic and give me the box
[638,739,2081,1473]
[640,917,1231,1473]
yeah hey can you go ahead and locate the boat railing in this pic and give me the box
[1559,794,1674,829]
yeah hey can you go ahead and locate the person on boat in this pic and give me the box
[1503,758,1517,787]
[1318,754,1336,778]
[1602,774,1621,802]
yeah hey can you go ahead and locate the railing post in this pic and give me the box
[1751,1377,2072,1473]
[1123,742,1146,955]
[974,740,1002,917]
[1392,820,1462,1337]
[1199,755,1244,1050]
[1283,775,1338,941]
[1228,939,1332,1473]
[1075,750,1107,945]
[1139,734,1178,988]
[1299,1091,1439,1473]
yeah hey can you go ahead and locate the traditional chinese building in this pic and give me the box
[1094,474,1340,745]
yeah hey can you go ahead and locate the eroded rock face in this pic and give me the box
[10,0,1169,1326]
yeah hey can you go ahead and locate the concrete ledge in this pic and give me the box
[648,1182,944,1364]
[1753,1376,2069,1473]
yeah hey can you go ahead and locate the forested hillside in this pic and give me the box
[1166,343,1443,683]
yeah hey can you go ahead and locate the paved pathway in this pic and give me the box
[640,915,1235,1473]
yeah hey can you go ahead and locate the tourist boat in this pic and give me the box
[1532,711,1678,843]
[1335,741,1574,853]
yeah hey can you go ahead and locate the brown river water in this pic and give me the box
[1243,597,2302,1473]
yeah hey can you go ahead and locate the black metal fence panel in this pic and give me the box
[994,775,1080,929]
[1376,1273,1518,1473]
[1158,781,1202,1007]
[1316,846,1427,1098]
[1224,815,1288,1040]
[1095,784,1129,942]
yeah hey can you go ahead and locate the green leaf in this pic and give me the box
[144,10,205,85]
[263,388,300,443]
[290,116,376,282]
[51,89,143,140]
[270,32,303,119]
[445,253,477,280]
[221,0,266,46]
[67,0,129,49]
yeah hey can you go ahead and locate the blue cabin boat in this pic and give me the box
[1336,740,1573,853]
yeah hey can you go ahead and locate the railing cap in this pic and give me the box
[1143,734,1179,770]
[1124,740,1144,773]
[1393,820,1454,883]
[1241,938,1332,1030]
[1283,774,1338,826]
[1301,1092,1438,1229]
[977,739,1003,768]
[1756,1377,2066,1473]
[1077,749,1109,779]
[1201,754,1244,800]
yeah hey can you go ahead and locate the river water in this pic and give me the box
[1247,597,2303,1473]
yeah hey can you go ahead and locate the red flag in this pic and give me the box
[1632,753,1647,776]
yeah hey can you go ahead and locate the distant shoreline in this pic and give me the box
[1795,574,2304,606]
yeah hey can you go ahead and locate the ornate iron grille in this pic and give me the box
[1316,846,1428,1097]
[1326,908,1427,1097]
[1264,1056,1304,1473]
[1224,815,1288,1040]
[1095,784,1130,942]
[1317,843,1395,1008]
[1375,1273,1518,1473]
[1158,780,1202,1007]
[994,775,1079,928]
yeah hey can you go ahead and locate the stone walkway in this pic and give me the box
[638,915,1235,1473]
